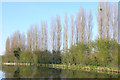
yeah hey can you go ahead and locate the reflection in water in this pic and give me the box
[13,67,20,78]
[1,65,118,78]
[0,71,5,79]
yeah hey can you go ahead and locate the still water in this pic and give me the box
[0,65,118,78]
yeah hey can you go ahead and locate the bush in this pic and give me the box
[62,39,119,67]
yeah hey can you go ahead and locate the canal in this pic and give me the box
[0,65,118,79]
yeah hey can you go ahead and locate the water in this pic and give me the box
[0,65,118,78]
[0,71,5,80]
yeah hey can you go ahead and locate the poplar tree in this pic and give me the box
[96,2,105,39]
[63,13,68,50]
[87,10,93,43]
[71,15,74,45]
[6,37,10,53]
[56,15,61,51]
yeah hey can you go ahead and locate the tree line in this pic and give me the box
[3,2,119,67]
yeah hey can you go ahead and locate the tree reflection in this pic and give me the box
[1,66,118,78]
[13,67,20,78]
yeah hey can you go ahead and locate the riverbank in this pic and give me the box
[2,62,120,74]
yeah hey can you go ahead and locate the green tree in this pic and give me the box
[14,47,21,61]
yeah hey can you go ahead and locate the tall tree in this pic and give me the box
[75,11,80,43]
[71,15,74,45]
[21,32,26,51]
[76,7,86,43]
[87,10,93,43]
[96,2,105,39]
[56,15,62,51]
[44,22,48,50]
[33,25,39,51]
[104,2,111,40]
[112,3,118,41]
[50,18,56,51]
[81,7,87,43]
[27,26,33,52]
[27,29,31,51]
[11,31,21,52]
[63,13,68,50]
[41,22,44,51]
[6,37,10,53]
[38,27,41,50]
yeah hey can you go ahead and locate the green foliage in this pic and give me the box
[2,52,17,63]
[62,39,119,67]
[2,39,119,68]
[51,50,61,64]
[20,51,33,63]
[13,47,21,61]
[3,49,62,64]
[93,39,118,66]
[64,42,91,65]
[33,50,60,64]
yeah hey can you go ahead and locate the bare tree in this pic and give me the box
[27,26,33,52]
[112,3,118,41]
[21,32,26,51]
[87,10,93,43]
[104,2,112,40]
[96,2,105,39]
[27,29,30,51]
[76,7,86,43]
[11,33,16,51]
[76,12,80,43]
[33,25,39,51]
[44,22,48,50]
[81,8,87,43]
[63,13,68,50]
[41,22,45,51]
[56,15,62,51]
[50,18,55,51]
[11,30,21,51]
[71,15,74,45]
[38,27,41,50]
[6,37,10,53]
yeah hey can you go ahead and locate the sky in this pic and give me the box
[0,2,105,55]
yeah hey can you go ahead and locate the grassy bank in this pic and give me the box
[2,62,120,74]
